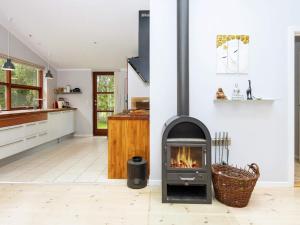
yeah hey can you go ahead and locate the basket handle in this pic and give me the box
[248,163,260,176]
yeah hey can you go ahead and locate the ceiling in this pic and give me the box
[0,0,149,70]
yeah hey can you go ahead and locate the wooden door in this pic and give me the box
[93,72,114,136]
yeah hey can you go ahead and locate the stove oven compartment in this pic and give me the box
[166,184,208,203]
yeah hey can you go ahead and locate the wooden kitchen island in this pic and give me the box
[108,112,149,179]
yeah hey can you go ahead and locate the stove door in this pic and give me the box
[166,143,207,170]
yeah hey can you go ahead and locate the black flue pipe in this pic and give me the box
[177,0,189,116]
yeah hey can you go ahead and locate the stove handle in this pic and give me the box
[179,177,196,181]
[204,149,207,166]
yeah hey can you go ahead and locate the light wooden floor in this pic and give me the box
[0,137,108,183]
[0,184,299,225]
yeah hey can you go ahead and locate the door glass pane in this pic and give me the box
[97,75,114,92]
[12,63,39,86]
[11,88,38,108]
[97,112,113,129]
[0,59,5,82]
[0,85,6,109]
[170,146,203,169]
[97,94,114,111]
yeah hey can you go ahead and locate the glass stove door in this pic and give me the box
[167,144,206,170]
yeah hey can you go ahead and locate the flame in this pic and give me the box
[171,146,199,168]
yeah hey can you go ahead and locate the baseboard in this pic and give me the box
[256,181,291,187]
[74,134,93,137]
[148,179,161,186]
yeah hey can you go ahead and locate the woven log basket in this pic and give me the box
[212,163,260,208]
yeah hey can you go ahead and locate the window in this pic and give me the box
[0,85,6,110]
[0,59,6,110]
[12,63,39,86]
[0,59,5,83]
[11,89,39,108]
[0,59,43,110]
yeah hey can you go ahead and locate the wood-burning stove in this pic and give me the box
[161,0,212,204]
[162,117,212,204]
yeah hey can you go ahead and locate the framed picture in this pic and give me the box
[216,35,249,74]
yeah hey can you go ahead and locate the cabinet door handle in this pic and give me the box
[26,135,37,140]
[0,125,23,131]
[0,139,23,148]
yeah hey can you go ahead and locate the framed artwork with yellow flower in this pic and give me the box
[216,35,249,74]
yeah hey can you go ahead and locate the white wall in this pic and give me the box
[127,63,150,108]
[295,40,300,160]
[150,0,300,183]
[114,69,127,113]
[0,23,57,108]
[57,69,93,136]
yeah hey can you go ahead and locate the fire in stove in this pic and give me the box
[170,147,201,168]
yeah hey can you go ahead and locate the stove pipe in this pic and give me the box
[177,0,189,116]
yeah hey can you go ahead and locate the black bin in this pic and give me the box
[127,156,147,189]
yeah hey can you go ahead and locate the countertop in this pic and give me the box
[0,108,77,118]
[108,111,149,120]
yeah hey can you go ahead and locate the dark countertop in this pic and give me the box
[0,108,77,118]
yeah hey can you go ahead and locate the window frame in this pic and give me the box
[92,71,115,136]
[0,66,43,111]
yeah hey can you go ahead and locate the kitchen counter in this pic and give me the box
[108,111,149,179]
[0,108,77,128]
[0,108,77,118]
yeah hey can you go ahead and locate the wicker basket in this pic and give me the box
[212,163,260,208]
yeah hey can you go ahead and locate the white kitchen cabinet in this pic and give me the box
[24,122,38,137]
[37,120,48,133]
[0,110,75,160]
[48,110,75,140]
[0,125,24,146]
[48,112,62,140]
[60,110,75,136]
[25,134,39,149]
[0,139,25,160]
[24,120,49,149]
[37,131,49,145]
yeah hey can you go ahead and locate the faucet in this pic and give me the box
[33,98,46,110]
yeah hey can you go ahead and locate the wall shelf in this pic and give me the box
[214,99,275,103]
